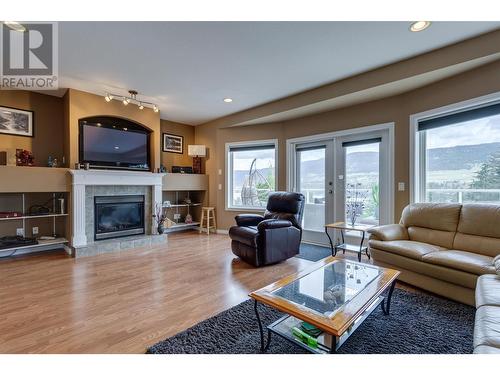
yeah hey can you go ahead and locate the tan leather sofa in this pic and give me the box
[474,274,500,353]
[368,203,500,306]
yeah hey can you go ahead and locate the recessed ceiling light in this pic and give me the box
[114,146,120,150]
[410,21,431,32]
[223,98,233,103]
[4,21,26,32]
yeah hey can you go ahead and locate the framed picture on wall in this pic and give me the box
[0,106,34,137]
[162,133,183,154]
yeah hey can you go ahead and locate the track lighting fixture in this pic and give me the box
[104,90,159,113]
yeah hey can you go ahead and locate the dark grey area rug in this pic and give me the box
[296,243,331,262]
[147,289,474,354]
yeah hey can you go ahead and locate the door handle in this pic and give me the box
[328,189,333,194]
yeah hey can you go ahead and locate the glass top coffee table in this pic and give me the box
[249,257,400,354]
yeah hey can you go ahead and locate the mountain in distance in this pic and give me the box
[427,142,500,171]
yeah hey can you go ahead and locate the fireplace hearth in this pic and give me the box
[94,195,145,240]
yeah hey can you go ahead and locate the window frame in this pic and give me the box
[410,91,500,203]
[225,139,279,212]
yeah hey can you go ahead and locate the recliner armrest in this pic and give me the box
[368,224,409,241]
[257,219,292,231]
[235,214,264,227]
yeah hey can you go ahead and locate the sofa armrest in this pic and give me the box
[368,224,409,241]
[235,214,264,227]
[257,219,292,231]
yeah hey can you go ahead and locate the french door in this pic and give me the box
[291,129,392,246]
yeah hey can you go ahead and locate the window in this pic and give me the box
[226,140,277,210]
[414,101,500,204]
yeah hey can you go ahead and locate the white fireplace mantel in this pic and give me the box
[69,169,165,248]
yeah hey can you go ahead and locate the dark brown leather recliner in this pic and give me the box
[229,191,305,267]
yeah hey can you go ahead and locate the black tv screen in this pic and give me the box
[79,117,150,170]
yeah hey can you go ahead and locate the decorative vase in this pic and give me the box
[157,223,165,234]
[349,213,357,227]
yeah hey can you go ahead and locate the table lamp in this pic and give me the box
[188,145,206,174]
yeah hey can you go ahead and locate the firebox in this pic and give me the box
[94,195,145,241]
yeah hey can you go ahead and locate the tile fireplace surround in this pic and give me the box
[69,170,165,257]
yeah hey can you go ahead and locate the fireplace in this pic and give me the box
[94,195,145,241]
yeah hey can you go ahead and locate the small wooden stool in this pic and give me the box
[200,207,217,234]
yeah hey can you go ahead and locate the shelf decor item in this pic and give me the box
[153,203,167,234]
[16,149,35,166]
[188,144,206,174]
[163,133,183,154]
[0,106,34,137]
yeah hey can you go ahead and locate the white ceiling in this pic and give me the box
[58,21,500,125]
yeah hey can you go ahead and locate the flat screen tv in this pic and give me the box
[79,116,151,171]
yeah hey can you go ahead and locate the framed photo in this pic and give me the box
[162,133,183,154]
[0,106,34,137]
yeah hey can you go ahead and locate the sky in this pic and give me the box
[233,149,275,171]
[427,114,500,149]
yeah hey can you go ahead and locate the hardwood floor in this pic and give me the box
[0,231,315,353]
[0,231,409,353]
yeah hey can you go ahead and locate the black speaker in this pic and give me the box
[172,166,193,174]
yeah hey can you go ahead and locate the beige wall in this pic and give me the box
[65,89,161,170]
[160,119,195,170]
[195,59,500,230]
[0,90,65,167]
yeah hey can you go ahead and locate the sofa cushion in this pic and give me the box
[458,204,500,239]
[494,254,500,275]
[228,226,258,247]
[473,345,500,354]
[423,250,495,276]
[407,226,455,249]
[400,203,461,232]
[369,240,443,260]
[473,306,500,349]
[476,274,500,308]
[453,232,500,258]
[371,248,478,289]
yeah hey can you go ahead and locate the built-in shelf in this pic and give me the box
[0,237,68,253]
[162,173,208,191]
[0,213,68,222]
[164,222,200,233]
[0,166,70,193]
[163,203,202,208]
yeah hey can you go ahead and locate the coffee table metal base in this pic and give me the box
[254,279,396,354]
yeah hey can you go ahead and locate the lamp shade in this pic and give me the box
[188,145,206,157]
